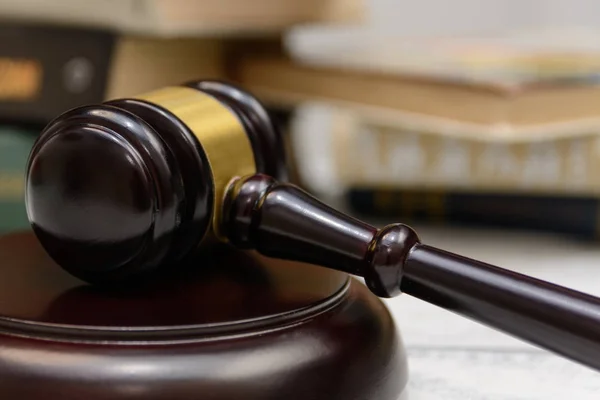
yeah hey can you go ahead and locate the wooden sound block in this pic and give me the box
[0,232,408,399]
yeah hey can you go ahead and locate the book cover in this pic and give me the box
[0,21,233,124]
[0,0,364,37]
[0,126,37,234]
[0,22,114,124]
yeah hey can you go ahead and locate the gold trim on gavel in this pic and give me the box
[136,86,256,241]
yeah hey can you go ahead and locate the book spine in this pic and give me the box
[0,127,37,233]
[347,187,600,239]
[0,22,115,124]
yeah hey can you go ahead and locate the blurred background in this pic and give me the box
[3,0,600,239]
[1,0,600,397]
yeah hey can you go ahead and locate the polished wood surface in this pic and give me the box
[226,174,600,371]
[25,80,287,284]
[0,231,407,399]
[26,103,184,283]
[106,97,214,266]
[0,233,347,327]
[403,245,600,372]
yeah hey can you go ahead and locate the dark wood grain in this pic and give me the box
[0,232,408,399]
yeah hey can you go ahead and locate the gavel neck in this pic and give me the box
[223,173,417,297]
[223,173,600,372]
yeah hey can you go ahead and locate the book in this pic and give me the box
[0,126,37,234]
[254,31,600,198]
[348,187,600,239]
[285,99,600,198]
[235,56,600,127]
[0,21,228,124]
[283,97,600,236]
[236,31,600,195]
[331,114,600,196]
[0,0,364,37]
[104,36,226,99]
[0,22,114,124]
[283,28,600,86]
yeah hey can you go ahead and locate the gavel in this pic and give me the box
[26,80,600,372]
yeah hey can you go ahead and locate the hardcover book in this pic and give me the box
[0,126,37,233]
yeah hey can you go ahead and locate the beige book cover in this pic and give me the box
[236,57,600,127]
[0,0,364,37]
[105,36,225,99]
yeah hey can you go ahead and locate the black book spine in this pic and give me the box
[0,21,115,125]
[348,188,600,239]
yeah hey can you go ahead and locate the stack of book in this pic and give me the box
[233,30,600,239]
[0,0,363,233]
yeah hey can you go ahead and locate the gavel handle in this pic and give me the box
[224,174,600,371]
[403,245,600,370]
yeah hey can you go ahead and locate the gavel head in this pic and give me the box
[25,81,287,284]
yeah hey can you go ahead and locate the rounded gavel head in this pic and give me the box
[25,80,288,283]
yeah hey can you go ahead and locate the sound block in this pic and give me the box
[0,232,408,399]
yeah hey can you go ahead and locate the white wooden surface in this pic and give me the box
[376,225,600,399]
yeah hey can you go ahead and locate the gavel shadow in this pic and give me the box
[41,244,282,327]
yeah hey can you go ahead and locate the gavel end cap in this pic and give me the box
[26,115,165,283]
